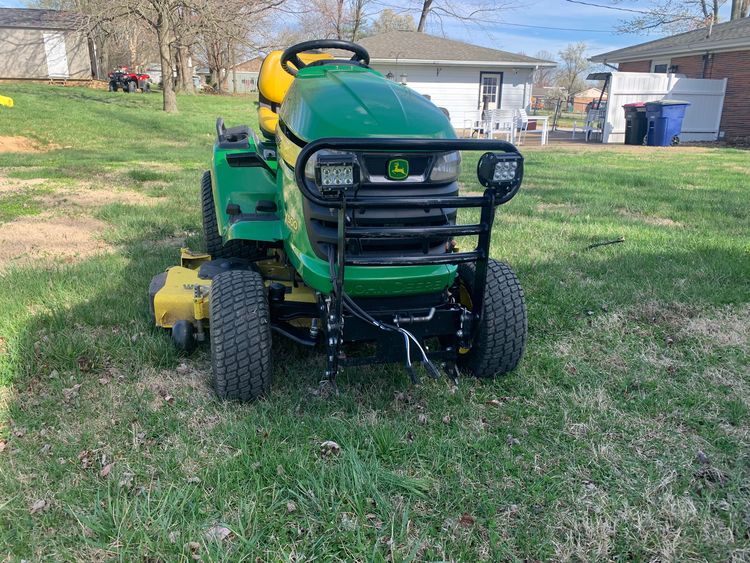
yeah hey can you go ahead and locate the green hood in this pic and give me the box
[279,66,456,142]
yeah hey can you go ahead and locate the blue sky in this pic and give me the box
[0,0,733,60]
[434,0,733,59]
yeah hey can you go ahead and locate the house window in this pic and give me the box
[651,59,671,73]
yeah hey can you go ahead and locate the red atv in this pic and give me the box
[108,68,151,93]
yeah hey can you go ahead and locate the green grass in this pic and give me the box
[0,83,748,561]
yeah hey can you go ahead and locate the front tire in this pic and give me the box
[457,259,527,378]
[210,270,272,401]
[201,170,263,260]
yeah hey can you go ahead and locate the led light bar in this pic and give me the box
[476,152,524,204]
[314,153,360,197]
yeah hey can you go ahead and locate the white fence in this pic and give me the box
[603,72,727,143]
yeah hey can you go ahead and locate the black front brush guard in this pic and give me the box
[293,137,523,383]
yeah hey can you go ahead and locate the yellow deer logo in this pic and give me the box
[388,159,409,180]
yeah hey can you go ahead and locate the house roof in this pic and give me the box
[0,7,81,30]
[590,17,750,63]
[357,31,556,68]
[232,58,262,72]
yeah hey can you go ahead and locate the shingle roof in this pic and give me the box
[590,17,750,62]
[0,8,82,30]
[358,31,556,67]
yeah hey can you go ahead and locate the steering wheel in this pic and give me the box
[280,40,370,77]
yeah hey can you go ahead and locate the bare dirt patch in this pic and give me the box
[0,136,47,153]
[0,213,112,268]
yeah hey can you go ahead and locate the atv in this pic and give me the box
[108,68,151,93]
[149,39,528,401]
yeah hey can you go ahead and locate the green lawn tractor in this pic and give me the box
[149,40,528,401]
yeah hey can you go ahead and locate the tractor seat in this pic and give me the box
[257,50,332,139]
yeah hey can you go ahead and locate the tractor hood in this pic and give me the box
[278,66,455,142]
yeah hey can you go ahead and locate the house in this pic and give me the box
[0,8,92,80]
[357,31,556,128]
[227,57,262,93]
[590,17,750,142]
[573,87,607,112]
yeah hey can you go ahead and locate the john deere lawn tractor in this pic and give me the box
[149,40,528,401]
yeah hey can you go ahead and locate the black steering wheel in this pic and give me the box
[280,39,370,76]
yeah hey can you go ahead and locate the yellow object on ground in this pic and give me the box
[0,95,13,108]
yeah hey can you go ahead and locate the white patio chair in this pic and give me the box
[484,109,515,142]
[461,110,485,138]
[583,108,606,142]
[516,109,547,145]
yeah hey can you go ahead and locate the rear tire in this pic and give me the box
[210,270,272,401]
[457,259,527,378]
[201,170,263,260]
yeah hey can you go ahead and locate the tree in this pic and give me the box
[731,0,749,18]
[282,0,373,41]
[413,0,510,32]
[555,42,589,101]
[533,50,556,87]
[370,8,416,33]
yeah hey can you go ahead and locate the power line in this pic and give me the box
[564,0,653,14]
[494,20,650,33]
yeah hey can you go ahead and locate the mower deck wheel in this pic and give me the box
[201,170,264,260]
[171,320,196,353]
[210,270,272,401]
[457,259,527,378]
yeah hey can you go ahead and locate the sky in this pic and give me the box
[0,0,734,60]
[432,0,733,59]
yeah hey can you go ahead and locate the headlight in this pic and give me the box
[476,152,524,205]
[430,151,461,182]
[305,151,360,197]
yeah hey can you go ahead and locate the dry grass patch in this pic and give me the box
[618,209,684,228]
[679,305,750,351]
[39,187,156,210]
[536,202,582,214]
[0,174,47,194]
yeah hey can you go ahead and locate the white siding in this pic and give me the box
[369,63,533,129]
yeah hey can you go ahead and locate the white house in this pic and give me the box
[357,31,556,129]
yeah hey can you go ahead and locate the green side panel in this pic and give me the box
[276,159,457,297]
[279,66,456,141]
[227,219,283,242]
[211,142,281,243]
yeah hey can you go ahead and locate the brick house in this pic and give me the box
[590,18,750,142]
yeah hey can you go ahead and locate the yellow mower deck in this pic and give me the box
[152,249,316,330]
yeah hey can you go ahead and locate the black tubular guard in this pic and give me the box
[292,137,524,380]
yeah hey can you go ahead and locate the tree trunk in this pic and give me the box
[156,16,177,113]
[417,0,433,31]
[730,0,748,18]
[175,45,193,92]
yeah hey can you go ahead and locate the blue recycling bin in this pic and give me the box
[645,100,691,146]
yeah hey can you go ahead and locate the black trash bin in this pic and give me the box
[623,102,647,145]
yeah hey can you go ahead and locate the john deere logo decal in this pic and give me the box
[387,159,409,180]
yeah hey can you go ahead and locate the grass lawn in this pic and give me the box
[0,83,748,561]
